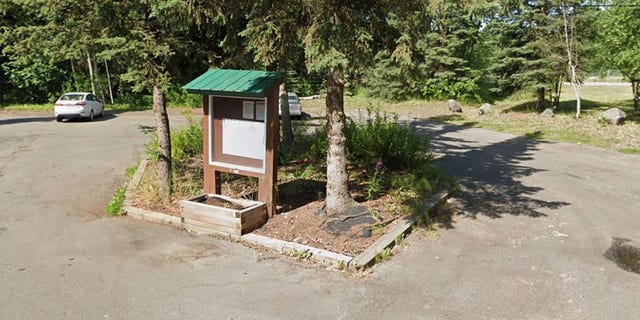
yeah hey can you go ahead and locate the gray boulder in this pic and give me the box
[599,108,627,125]
[447,99,463,113]
[478,103,493,115]
[541,108,554,117]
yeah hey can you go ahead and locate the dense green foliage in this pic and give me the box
[0,1,630,106]
[144,115,203,163]
[596,0,640,112]
[345,111,430,170]
[283,113,456,209]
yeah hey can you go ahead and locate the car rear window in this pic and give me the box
[60,94,85,101]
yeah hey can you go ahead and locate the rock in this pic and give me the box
[447,99,463,113]
[541,108,554,117]
[599,108,627,125]
[478,103,493,115]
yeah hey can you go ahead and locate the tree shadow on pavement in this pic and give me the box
[412,119,570,228]
[0,116,54,125]
[0,112,118,125]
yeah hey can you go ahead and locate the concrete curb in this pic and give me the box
[121,159,449,271]
[122,159,148,209]
[241,233,352,267]
[349,191,450,270]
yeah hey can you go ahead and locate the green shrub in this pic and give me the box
[346,110,430,170]
[365,161,385,201]
[307,127,328,163]
[171,117,203,163]
[421,76,481,102]
[166,87,203,108]
[144,115,203,164]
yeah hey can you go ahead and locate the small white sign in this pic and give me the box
[255,102,266,121]
[242,101,254,119]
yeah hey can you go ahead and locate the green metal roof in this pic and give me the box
[183,69,283,98]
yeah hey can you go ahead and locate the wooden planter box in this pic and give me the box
[179,194,268,237]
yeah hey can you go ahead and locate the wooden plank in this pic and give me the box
[183,218,241,236]
[125,206,182,225]
[179,199,238,218]
[183,222,241,240]
[182,212,239,230]
[239,204,267,223]
[240,210,268,234]
[349,191,449,270]
[181,205,240,225]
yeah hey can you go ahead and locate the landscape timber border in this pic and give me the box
[122,159,449,271]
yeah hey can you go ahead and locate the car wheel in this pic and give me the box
[56,116,62,122]
[99,106,104,117]
[89,110,94,121]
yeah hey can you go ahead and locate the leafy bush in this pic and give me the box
[346,111,430,170]
[171,117,203,163]
[421,75,481,102]
[144,114,203,164]
[166,87,203,108]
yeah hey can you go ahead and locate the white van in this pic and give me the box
[279,92,302,120]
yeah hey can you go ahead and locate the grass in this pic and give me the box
[0,102,199,112]
[0,103,53,112]
[301,85,639,153]
[106,185,127,216]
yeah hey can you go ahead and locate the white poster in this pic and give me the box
[221,118,265,160]
[242,101,254,119]
[255,102,266,121]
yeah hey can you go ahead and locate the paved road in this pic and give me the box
[1,111,639,319]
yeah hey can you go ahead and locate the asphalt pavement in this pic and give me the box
[1,110,639,319]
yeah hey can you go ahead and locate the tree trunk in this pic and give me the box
[153,85,172,198]
[561,1,582,119]
[279,56,294,147]
[325,67,355,214]
[93,57,105,102]
[70,60,78,91]
[104,61,114,105]
[552,78,562,109]
[569,64,581,119]
[86,51,96,94]
[536,87,545,112]
[632,80,639,114]
[280,88,294,147]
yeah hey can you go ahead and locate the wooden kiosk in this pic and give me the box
[183,69,283,227]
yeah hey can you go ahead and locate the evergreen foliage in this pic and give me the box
[0,0,612,107]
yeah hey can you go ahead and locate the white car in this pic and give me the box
[279,92,302,120]
[54,92,104,122]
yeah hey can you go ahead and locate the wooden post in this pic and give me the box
[258,85,280,217]
[202,94,214,194]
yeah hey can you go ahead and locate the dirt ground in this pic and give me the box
[132,166,408,257]
[254,196,402,257]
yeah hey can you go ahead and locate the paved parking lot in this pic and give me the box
[1,110,639,319]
